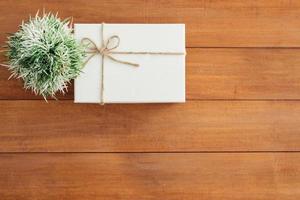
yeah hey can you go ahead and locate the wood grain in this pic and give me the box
[1,100,300,152]
[188,48,300,100]
[1,0,300,47]
[2,48,300,100]
[0,153,299,200]
[1,1,300,199]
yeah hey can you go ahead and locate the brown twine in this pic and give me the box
[81,23,186,105]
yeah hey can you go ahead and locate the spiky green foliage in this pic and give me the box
[5,12,85,99]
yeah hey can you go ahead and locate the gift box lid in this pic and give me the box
[74,23,185,103]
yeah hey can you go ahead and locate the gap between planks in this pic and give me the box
[1,151,300,154]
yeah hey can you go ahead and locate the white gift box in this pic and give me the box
[74,23,186,103]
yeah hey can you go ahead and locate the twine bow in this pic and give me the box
[81,35,140,68]
[81,23,186,105]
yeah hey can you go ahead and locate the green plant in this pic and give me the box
[3,12,85,100]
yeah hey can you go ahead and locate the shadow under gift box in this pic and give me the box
[74,24,186,104]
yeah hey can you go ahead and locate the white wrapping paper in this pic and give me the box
[74,24,185,103]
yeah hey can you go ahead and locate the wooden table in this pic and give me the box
[1,1,300,199]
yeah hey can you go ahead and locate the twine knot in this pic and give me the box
[99,47,108,55]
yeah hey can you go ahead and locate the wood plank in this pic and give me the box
[2,48,300,100]
[0,153,299,199]
[1,0,300,47]
[187,48,300,100]
[1,100,300,152]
